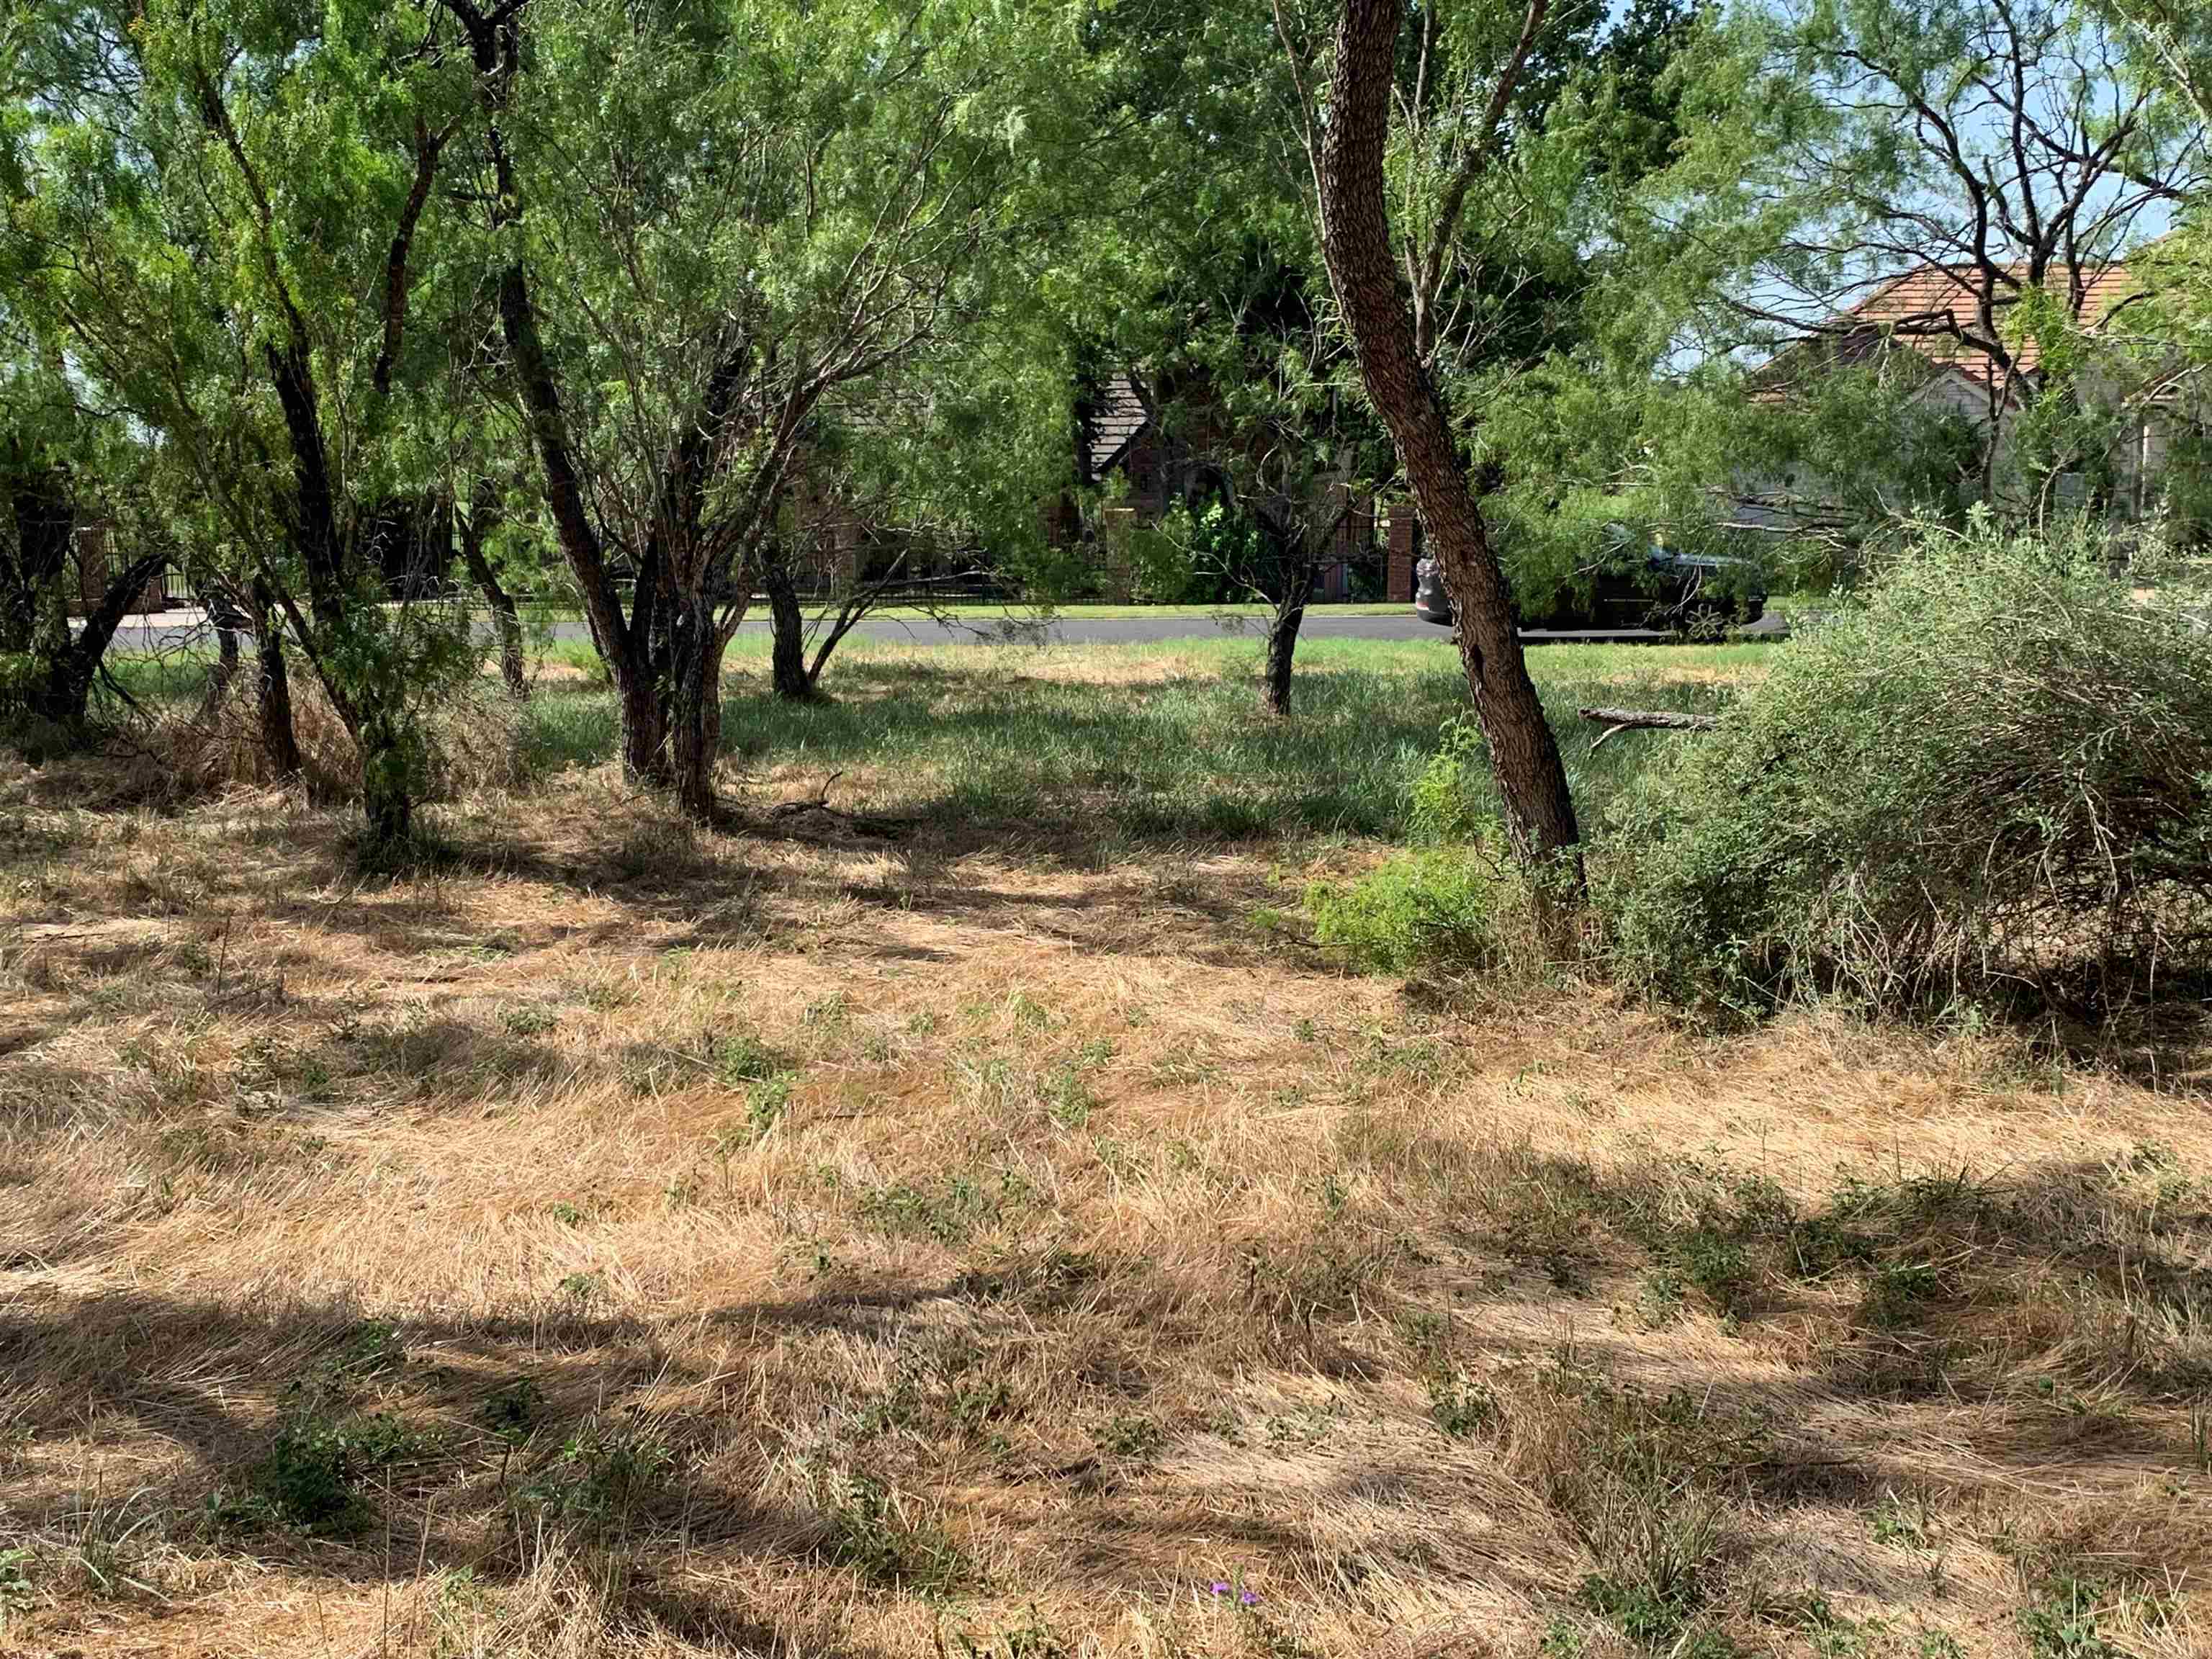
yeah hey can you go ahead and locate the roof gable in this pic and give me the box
[1080,373,1151,483]
[1841,260,2144,387]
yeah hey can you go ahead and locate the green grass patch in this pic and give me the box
[515,637,1764,847]
[99,631,1765,856]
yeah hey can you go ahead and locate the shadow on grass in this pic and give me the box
[2,1136,2204,1643]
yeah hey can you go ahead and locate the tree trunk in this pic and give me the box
[23,554,165,728]
[616,665,668,786]
[1316,0,1582,883]
[252,577,302,779]
[358,714,414,855]
[1262,593,1305,718]
[1,472,166,732]
[202,617,242,720]
[764,554,814,701]
[457,500,529,699]
[662,593,729,818]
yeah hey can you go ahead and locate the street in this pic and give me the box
[109,606,1788,653]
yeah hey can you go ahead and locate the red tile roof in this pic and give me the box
[1844,261,2144,386]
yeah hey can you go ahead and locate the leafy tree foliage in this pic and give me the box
[5,0,479,848]
[439,0,1099,814]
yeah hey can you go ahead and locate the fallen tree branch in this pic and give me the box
[770,770,848,819]
[1577,706,1721,752]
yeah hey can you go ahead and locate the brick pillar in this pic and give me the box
[72,524,107,616]
[1385,504,1418,603]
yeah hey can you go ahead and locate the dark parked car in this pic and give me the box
[1416,539,1765,634]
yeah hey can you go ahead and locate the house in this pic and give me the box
[1065,372,1402,601]
[1750,256,2200,523]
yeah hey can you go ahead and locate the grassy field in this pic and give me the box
[2,639,2206,1659]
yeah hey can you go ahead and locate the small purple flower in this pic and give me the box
[1240,1590,1262,1607]
[1209,1581,1231,1596]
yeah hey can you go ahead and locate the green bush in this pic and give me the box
[1306,846,1501,975]
[1408,715,1496,844]
[1603,517,2212,1014]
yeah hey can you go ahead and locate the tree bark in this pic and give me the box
[1262,592,1305,717]
[662,593,736,817]
[764,552,814,701]
[25,552,163,727]
[1315,0,1583,882]
[457,497,529,699]
[202,616,241,719]
[251,577,302,779]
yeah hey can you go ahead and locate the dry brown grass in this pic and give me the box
[1,750,2207,1659]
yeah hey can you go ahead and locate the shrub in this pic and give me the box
[1305,847,1501,975]
[1408,714,1496,843]
[1603,518,2212,1014]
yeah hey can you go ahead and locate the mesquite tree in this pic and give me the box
[761,345,1058,701]
[1302,0,1583,876]
[1129,246,1388,719]
[438,0,1066,815]
[6,0,477,848]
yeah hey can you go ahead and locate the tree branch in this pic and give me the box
[1413,0,1548,363]
[372,117,449,397]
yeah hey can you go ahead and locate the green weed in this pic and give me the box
[1427,1371,1498,1437]
[2015,1579,2126,1659]
[818,1471,966,1593]
[519,1418,673,1532]
[228,1411,434,1536]
[857,1173,1010,1244]
[500,1003,557,1037]
[480,1380,543,1446]
[1306,848,1499,976]
[1094,1412,1164,1460]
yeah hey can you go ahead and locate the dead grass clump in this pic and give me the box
[1501,1354,1773,1653]
[403,1542,762,1659]
[161,676,359,803]
[96,678,525,816]
[425,686,529,798]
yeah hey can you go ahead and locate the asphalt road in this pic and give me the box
[112,607,1787,652]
